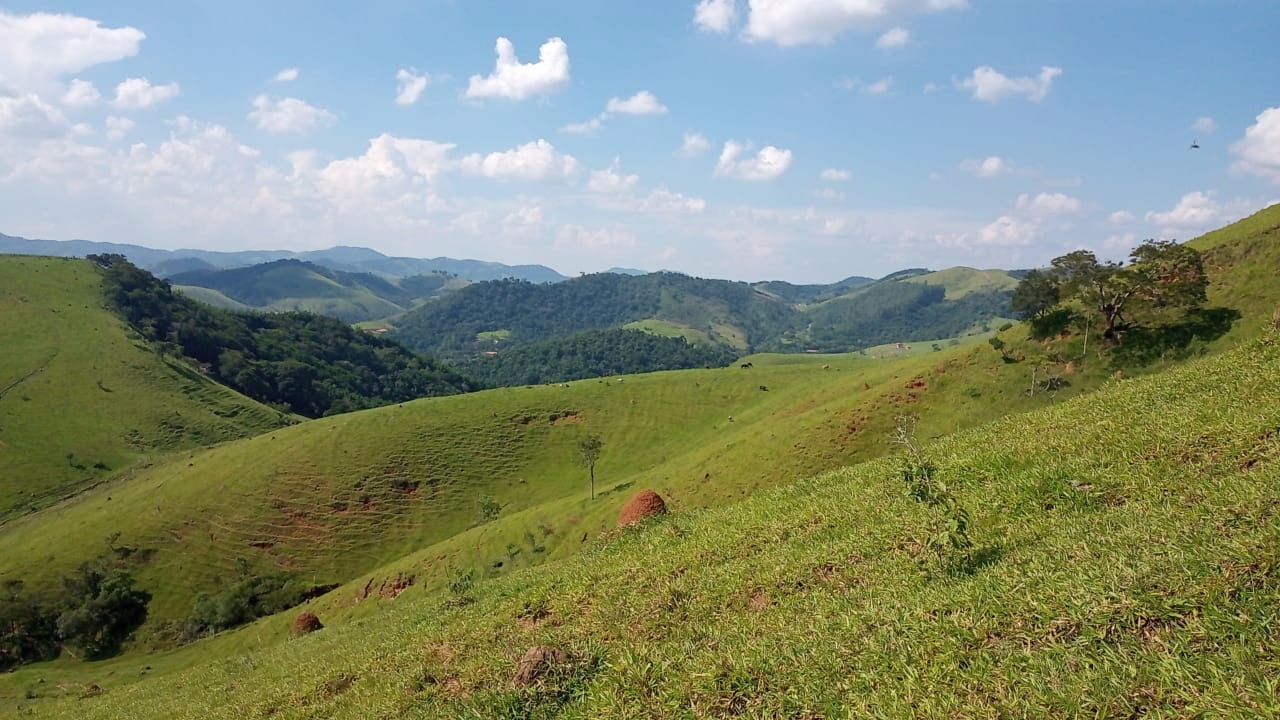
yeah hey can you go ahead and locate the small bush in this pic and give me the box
[183,570,306,641]
[892,419,974,576]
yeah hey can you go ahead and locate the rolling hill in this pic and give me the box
[392,269,1017,361]
[0,256,292,521]
[93,254,478,417]
[0,233,568,283]
[7,307,1279,719]
[0,205,1277,715]
[168,259,460,322]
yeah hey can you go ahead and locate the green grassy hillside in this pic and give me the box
[171,285,254,311]
[10,328,1278,718]
[1189,202,1280,339]
[904,266,1020,299]
[392,269,1015,362]
[0,256,291,520]
[0,326,1112,648]
[169,260,440,323]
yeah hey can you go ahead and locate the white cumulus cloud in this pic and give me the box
[1143,191,1261,234]
[605,90,668,116]
[563,90,668,134]
[1191,116,1216,134]
[273,67,299,83]
[1109,210,1135,225]
[556,223,637,250]
[876,27,911,48]
[677,132,711,157]
[743,0,967,46]
[714,140,792,181]
[561,117,604,135]
[820,168,851,181]
[588,160,640,194]
[977,215,1037,246]
[395,68,430,106]
[61,78,100,108]
[465,37,570,101]
[957,65,1061,103]
[1016,192,1081,216]
[0,11,144,95]
[113,77,180,109]
[644,187,706,214]
[0,93,67,137]
[1231,107,1280,183]
[104,115,134,141]
[866,76,893,95]
[694,0,738,33]
[960,155,1011,178]
[249,95,336,134]
[459,139,579,181]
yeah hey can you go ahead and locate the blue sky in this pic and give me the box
[1,1,1278,282]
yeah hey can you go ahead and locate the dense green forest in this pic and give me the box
[804,284,1013,351]
[168,259,458,322]
[90,254,477,417]
[393,272,797,359]
[393,270,1013,359]
[455,328,736,386]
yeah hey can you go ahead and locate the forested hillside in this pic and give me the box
[455,328,736,386]
[393,271,799,359]
[91,254,477,417]
[169,259,459,322]
[393,269,1015,360]
[0,256,291,520]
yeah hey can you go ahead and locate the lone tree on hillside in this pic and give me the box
[578,434,604,500]
[1010,268,1060,320]
[1018,239,1208,343]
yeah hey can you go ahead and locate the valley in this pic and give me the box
[0,205,1276,717]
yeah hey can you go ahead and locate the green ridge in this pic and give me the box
[0,256,290,521]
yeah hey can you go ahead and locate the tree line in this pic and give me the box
[1,561,150,670]
[1009,239,1236,364]
[89,254,478,417]
[455,328,736,386]
[393,271,1013,359]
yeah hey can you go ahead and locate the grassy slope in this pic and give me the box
[622,318,720,348]
[0,325,1112,646]
[14,330,1280,718]
[176,263,408,322]
[0,256,290,520]
[904,266,1020,299]
[3,207,1277,712]
[172,285,254,311]
[1189,202,1280,340]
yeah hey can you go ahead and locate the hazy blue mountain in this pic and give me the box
[0,233,567,284]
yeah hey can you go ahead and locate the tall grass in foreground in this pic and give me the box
[16,331,1279,718]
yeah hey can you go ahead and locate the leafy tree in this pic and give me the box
[1048,240,1208,342]
[1010,269,1060,319]
[0,580,59,671]
[55,566,151,659]
[578,434,604,500]
[183,571,304,641]
[89,254,477,417]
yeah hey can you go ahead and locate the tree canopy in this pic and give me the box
[1016,239,1209,342]
[89,254,477,417]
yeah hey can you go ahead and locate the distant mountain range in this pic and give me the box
[1,230,1020,357]
[0,233,568,283]
[392,268,1016,360]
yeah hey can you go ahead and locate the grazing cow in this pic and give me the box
[759,385,768,392]
[821,363,830,370]
[740,362,753,369]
